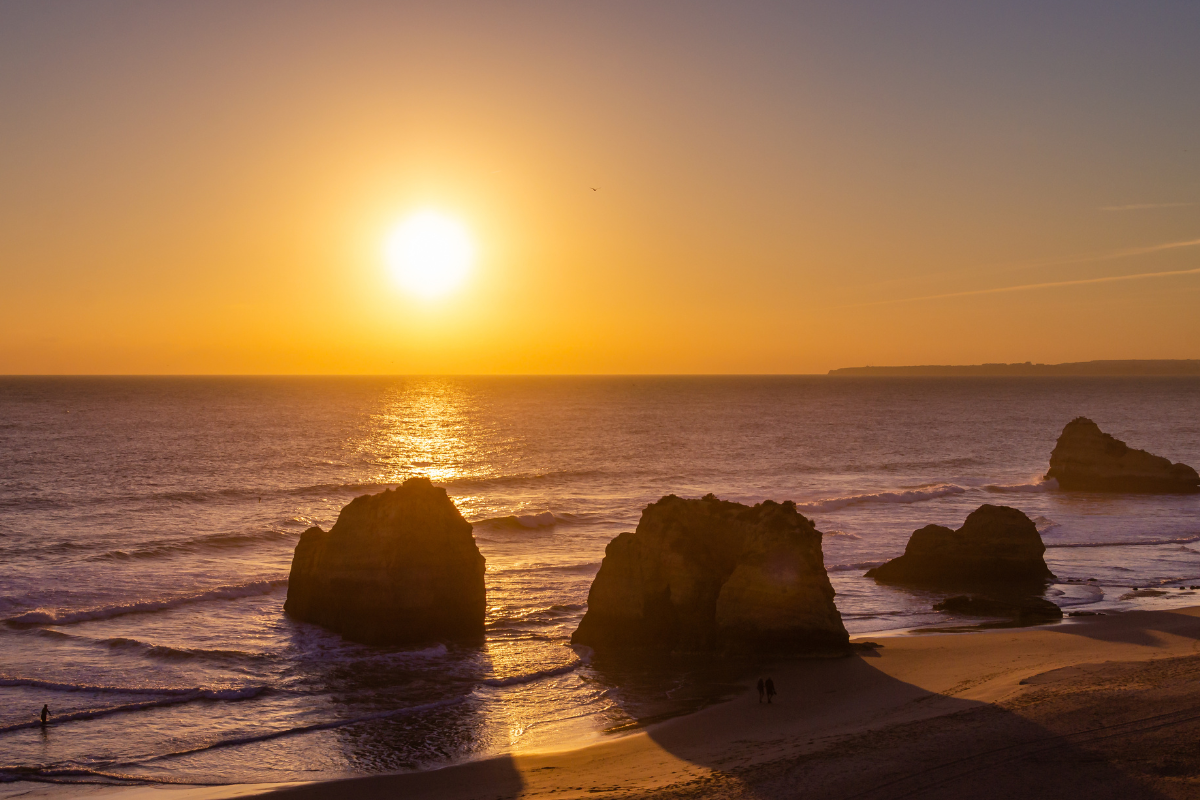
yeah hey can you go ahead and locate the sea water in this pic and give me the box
[1,376,1198,785]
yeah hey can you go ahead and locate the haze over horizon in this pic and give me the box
[2,1,1198,375]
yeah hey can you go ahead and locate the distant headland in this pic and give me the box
[828,359,1200,377]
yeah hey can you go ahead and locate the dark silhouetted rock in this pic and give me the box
[284,477,485,645]
[1045,417,1199,493]
[934,594,1062,620]
[571,494,848,654]
[865,505,1055,589]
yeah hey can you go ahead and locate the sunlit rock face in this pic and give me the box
[285,477,485,645]
[572,494,849,654]
[1046,417,1199,493]
[866,505,1055,589]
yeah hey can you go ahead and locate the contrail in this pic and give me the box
[1108,237,1200,258]
[845,265,1200,308]
[1101,202,1196,212]
[865,236,1200,290]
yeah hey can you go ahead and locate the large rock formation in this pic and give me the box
[285,477,485,645]
[1045,417,1199,493]
[571,494,849,654]
[865,505,1055,589]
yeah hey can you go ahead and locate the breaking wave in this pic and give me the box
[479,661,582,688]
[475,511,577,530]
[828,560,888,573]
[798,484,966,514]
[984,478,1058,493]
[4,578,288,626]
[135,696,470,763]
[500,562,601,575]
[99,637,275,664]
[15,629,275,665]
[90,530,294,561]
[1031,515,1060,533]
[1046,536,1200,549]
[486,603,587,631]
[0,686,267,735]
[0,676,266,698]
[823,530,861,540]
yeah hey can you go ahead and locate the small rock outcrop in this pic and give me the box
[285,477,485,645]
[934,594,1062,621]
[1045,417,1199,493]
[865,505,1055,589]
[571,494,849,654]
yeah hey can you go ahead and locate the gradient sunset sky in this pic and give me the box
[2,2,1197,374]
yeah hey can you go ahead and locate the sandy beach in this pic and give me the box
[9,606,1200,800]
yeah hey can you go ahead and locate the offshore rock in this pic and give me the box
[934,594,1063,621]
[865,505,1055,589]
[1045,417,1199,493]
[571,494,849,654]
[284,477,485,645]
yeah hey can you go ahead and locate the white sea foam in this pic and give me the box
[823,530,861,539]
[476,511,574,530]
[1031,515,1060,533]
[4,578,288,626]
[0,687,267,734]
[517,511,557,528]
[827,560,889,572]
[135,696,470,763]
[798,484,966,514]
[1046,535,1200,549]
[0,676,267,698]
[984,478,1058,493]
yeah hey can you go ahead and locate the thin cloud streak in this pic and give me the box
[864,236,1200,291]
[843,265,1200,309]
[1101,202,1196,211]
[1111,237,1200,258]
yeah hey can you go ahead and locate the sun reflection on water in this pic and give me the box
[356,382,483,482]
[350,379,525,521]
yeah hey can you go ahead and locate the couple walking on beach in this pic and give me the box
[756,677,776,704]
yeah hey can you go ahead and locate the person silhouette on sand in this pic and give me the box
[765,678,776,704]
[40,705,49,725]
[756,678,765,703]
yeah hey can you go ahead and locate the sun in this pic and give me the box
[383,212,474,299]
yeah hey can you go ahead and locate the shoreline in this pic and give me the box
[9,605,1200,799]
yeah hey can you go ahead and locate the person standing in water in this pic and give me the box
[765,678,776,704]
[40,705,49,725]
[756,678,765,703]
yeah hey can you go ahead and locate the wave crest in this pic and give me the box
[984,478,1058,493]
[4,578,288,626]
[479,661,581,688]
[799,484,966,514]
[828,560,888,572]
[823,530,861,540]
[474,511,578,531]
[1047,535,1200,549]
[90,530,294,562]
[0,686,267,735]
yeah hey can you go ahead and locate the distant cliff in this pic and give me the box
[828,360,1200,377]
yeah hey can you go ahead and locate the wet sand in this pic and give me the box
[10,607,1200,800]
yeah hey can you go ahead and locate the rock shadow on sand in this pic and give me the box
[632,649,1186,800]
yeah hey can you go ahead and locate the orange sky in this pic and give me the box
[1,2,1197,374]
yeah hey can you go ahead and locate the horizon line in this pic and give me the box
[4,361,1200,379]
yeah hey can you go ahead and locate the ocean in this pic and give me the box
[2,376,1199,786]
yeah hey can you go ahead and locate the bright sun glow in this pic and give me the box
[383,212,474,299]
